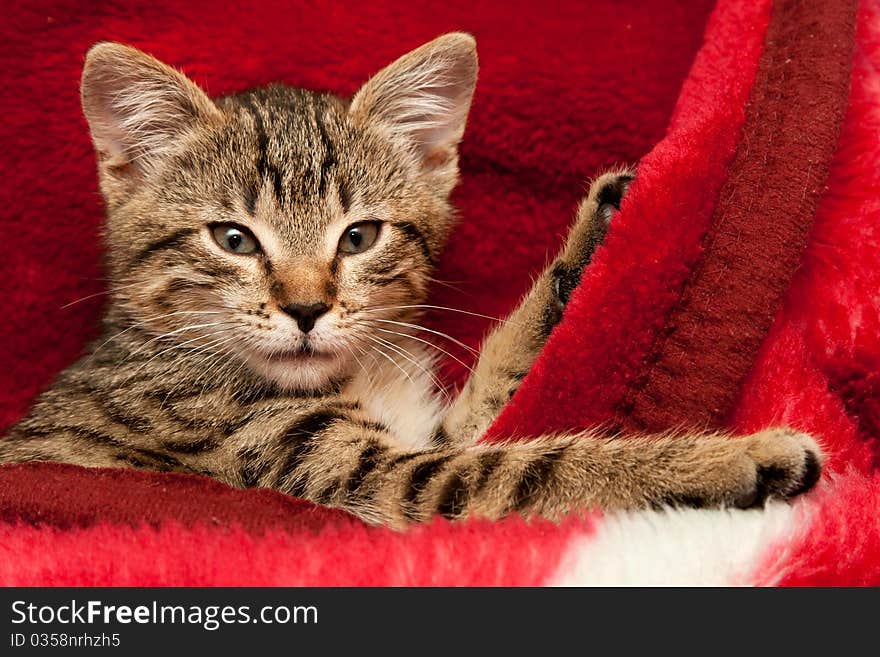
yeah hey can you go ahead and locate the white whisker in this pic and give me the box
[363,304,521,327]
[59,281,143,309]
[127,327,242,380]
[364,333,452,406]
[359,334,419,393]
[127,321,237,359]
[368,325,476,378]
[364,317,479,356]
[88,310,224,361]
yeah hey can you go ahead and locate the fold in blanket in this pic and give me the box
[1,0,877,585]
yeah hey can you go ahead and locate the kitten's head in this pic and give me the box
[81,34,477,390]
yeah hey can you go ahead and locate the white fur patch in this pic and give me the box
[549,502,811,586]
[345,342,445,451]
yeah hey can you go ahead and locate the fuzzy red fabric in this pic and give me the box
[1,0,878,586]
[0,0,714,428]
[620,0,855,431]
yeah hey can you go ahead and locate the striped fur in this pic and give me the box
[0,36,822,528]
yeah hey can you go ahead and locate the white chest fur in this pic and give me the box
[343,342,446,451]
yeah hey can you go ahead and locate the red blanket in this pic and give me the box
[1,0,878,585]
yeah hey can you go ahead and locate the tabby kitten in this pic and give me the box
[0,34,822,527]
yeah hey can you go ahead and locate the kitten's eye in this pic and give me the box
[210,224,260,255]
[338,221,381,255]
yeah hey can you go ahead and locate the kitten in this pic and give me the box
[0,34,821,527]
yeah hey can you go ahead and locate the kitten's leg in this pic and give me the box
[0,427,204,474]
[442,169,634,442]
[0,403,822,528]
[434,169,822,524]
[244,410,821,528]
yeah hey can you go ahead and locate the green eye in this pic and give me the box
[211,224,260,255]
[338,221,381,255]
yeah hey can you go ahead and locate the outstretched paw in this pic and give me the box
[735,429,823,508]
[658,429,823,511]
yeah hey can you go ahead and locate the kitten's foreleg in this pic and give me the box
[257,415,821,527]
[442,169,634,443]
[0,426,203,474]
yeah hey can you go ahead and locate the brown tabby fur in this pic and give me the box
[0,34,822,528]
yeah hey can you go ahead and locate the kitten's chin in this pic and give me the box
[244,351,350,392]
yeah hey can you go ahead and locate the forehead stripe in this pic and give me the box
[241,95,285,210]
[314,109,338,198]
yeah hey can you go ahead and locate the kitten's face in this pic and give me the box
[81,35,477,390]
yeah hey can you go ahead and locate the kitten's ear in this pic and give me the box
[349,33,477,182]
[81,43,220,182]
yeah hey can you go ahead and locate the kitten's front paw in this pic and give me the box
[660,429,823,511]
[734,429,823,508]
[586,168,635,228]
[551,168,635,310]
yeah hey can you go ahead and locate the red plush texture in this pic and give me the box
[754,473,880,587]
[0,464,592,586]
[619,0,855,432]
[1,0,878,586]
[0,0,714,429]
[731,0,880,585]
[487,0,774,438]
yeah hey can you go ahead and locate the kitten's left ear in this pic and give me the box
[349,33,478,183]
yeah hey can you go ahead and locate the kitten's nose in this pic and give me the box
[280,302,330,333]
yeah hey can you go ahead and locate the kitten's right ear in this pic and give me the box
[81,43,220,184]
[349,33,478,189]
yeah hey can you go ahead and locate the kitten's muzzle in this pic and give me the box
[280,302,330,333]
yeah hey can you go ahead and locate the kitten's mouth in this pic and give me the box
[266,345,333,363]
[244,340,344,391]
